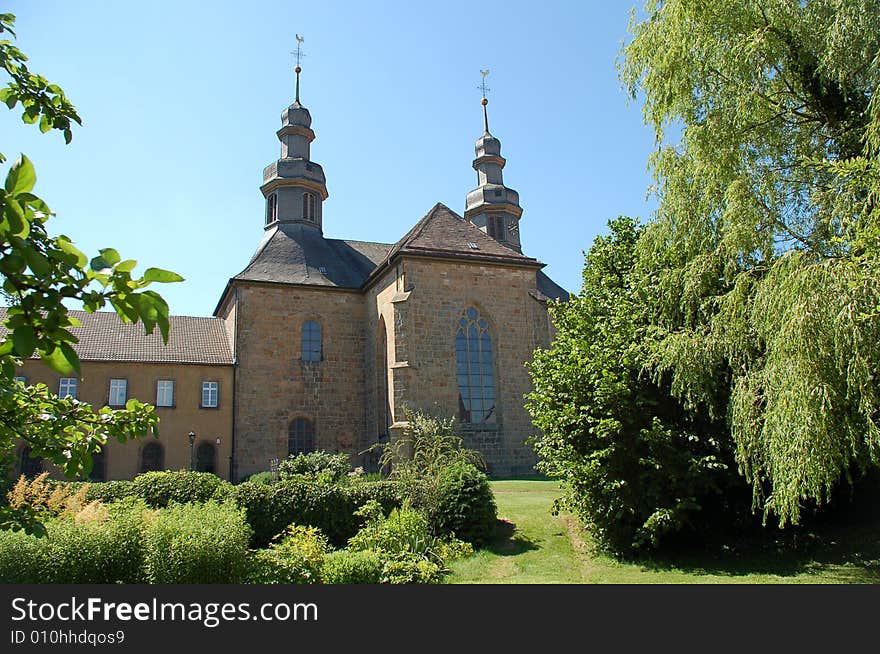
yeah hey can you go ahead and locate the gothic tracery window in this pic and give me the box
[455,307,496,424]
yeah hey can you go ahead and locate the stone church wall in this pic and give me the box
[231,282,367,480]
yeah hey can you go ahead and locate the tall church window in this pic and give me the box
[288,418,315,456]
[301,320,321,362]
[455,307,496,424]
[266,193,277,225]
[302,192,317,222]
[140,442,164,472]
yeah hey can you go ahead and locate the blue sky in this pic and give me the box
[1,1,656,317]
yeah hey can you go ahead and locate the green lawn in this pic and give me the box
[445,480,880,584]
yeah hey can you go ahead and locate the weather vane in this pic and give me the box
[479,69,491,134]
[291,34,306,102]
[479,69,491,99]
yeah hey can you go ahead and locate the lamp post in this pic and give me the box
[188,431,196,471]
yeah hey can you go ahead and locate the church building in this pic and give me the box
[9,65,567,482]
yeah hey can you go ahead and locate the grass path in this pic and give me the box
[446,480,880,584]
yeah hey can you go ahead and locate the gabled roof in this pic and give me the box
[0,307,233,366]
[383,202,539,265]
[234,222,391,289]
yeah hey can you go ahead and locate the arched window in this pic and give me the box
[455,307,496,424]
[19,446,43,478]
[88,449,106,482]
[140,442,164,472]
[288,418,315,456]
[196,442,216,474]
[302,192,317,222]
[266,193,277,225]
[301,320,322,362]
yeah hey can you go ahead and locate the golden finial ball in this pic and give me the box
[295,66,302,74]
[481,97,488,106]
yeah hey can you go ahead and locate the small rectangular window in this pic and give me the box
[156,380,174,407]
[201,381,219,408]
[108,378,127,407]
[467,242,479,250]
[13,376,26,386]
[59,377,78,399]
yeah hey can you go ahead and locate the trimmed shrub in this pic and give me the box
[133,470,231,508]
[82,480,138,504]
[0,528,49,583]
[321,549,383,584]
[144,500,251,583]
[229,478,402,548]
[431,461,497,546]
[279,451,351,482]
[0,500,150,584]
[248,525,329,584]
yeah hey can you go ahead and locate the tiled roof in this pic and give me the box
[384,202,539,264]
[0,307,233,365]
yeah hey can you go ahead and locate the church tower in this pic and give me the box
[464,74,523,252]
[261,44,328,233]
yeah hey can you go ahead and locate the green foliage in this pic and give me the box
[80,480,138,504]
[371,409,489,540]
[619,0,880,525]
[321,549,383,584]
[132,470,231,508]
[0,13,181,532]
[527,218,747,554]
[346,500,472,584]
[248,524,329,584]
[243,471,275,485]
[0,500,149,583]
[228,478,401,548]
[143,500,251,584]
[278,451,351,483]
[431,461,497,546]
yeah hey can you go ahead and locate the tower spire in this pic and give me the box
[260,38,328,233]
[293,34,306,104]
[465,70,524,252]
[479,69,490,134]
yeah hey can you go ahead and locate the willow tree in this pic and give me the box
[620,0,880,525]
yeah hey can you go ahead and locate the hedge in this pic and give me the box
[229,478,402,548]
[143,500,251,583]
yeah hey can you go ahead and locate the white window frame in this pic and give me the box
[156,380,174,407]
[201,381,219,408]
[108,378,127,407]
[59,377,78,399]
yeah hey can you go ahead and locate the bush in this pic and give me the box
[82,480,138,504]
[243,471,275,485]
[345,500,468,584]
[229,478,401,548]
[321,549,382,584]
[133,470,231,508]
[0,500,149,583]
[248,524,329,584]
[431,461,497,546]
[279,451,351,483]
[143,500,251,583]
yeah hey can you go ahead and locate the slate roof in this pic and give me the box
[226,202,568,302]
[234,222,392,288]
[0,307,233,365]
